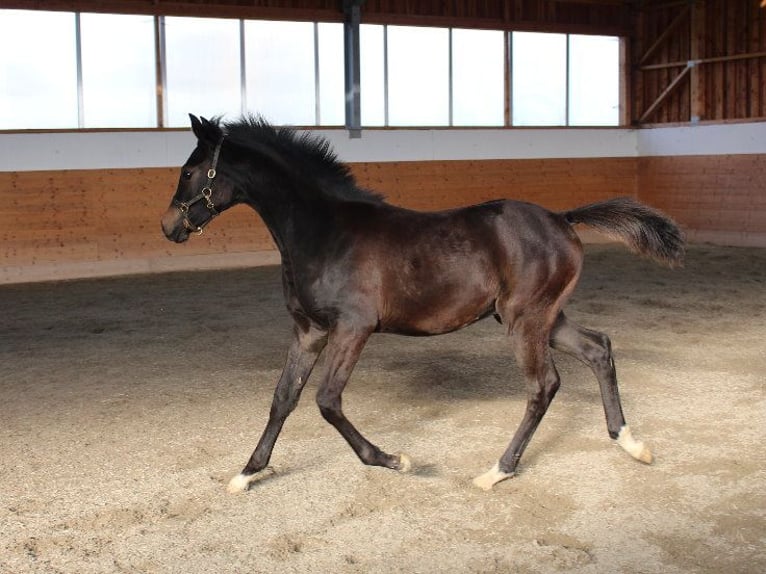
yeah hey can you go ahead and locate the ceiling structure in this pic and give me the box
[0,1,632,35]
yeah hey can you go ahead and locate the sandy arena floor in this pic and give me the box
[1,243,764,573]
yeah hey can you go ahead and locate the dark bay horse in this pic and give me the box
[161,115,684,493]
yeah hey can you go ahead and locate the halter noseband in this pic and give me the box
[174,137,224,235]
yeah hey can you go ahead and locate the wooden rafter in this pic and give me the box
[639,64,691,123]
[636,3,692,124]
[639,4,691,66]
[641,51,766,71]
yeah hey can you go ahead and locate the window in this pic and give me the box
[360,24,386,127]
[80,13,156,128]
[452,29,505,126]
[387,26,450,126]
[0,10,78,129]
[569,35,619,126]
[245,20,316,125]
[317,23,345,126]
[164,17,242,127]
[0,9,621,130]
[512,32,567,126]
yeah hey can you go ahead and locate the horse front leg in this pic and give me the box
[227,324,326,493]
[315,324,412,473]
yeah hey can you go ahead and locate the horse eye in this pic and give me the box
[182,170,193,180]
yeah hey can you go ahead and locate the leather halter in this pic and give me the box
[174,137,224,235]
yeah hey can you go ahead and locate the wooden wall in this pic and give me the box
[633,0,766,124]
[0,157,636,283]
[2,0,630,35]
[638,153,766,247]
[3,152,764,283]
[0,168,275,283]
[352,158,636,211]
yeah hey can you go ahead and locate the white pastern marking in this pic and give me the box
[226,473,253,494]
[472,462,513,491]
[616,425,653,464]
[397,453,412,473]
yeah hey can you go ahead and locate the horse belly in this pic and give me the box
[378,269,498,336]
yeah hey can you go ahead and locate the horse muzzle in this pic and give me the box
[161,207,190,243]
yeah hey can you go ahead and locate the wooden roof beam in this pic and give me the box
[639,3,690,66]
[639,64,691,123]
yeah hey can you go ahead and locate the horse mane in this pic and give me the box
[217,115,384,205]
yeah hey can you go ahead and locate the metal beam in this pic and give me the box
[343,0,363,138]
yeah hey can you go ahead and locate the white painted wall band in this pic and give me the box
[0,122,763,173]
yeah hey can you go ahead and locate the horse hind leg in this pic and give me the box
[474,319,562,491]
[549,312,652,464]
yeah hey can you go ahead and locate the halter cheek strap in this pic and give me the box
[174,137,224,235]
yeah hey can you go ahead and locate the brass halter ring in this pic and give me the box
[175,137,224,235]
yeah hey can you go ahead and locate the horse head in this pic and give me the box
[161,115,237,242]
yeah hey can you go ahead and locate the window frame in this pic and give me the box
[0,9,624,131]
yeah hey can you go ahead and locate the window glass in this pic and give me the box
[452,29,505,126]
[360,24,386,127]
[512,32,567,126]
[569,35,619,126]
[387,26,449,126]
[245,20,315,125]
[164,17,241,127]
[80,13,156,128]
[317,23,344,126]
[0,10,78,129]
[0,11,622,131]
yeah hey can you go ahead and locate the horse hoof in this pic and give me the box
[472,462,513,491]
[636,446,653,465]
[227,473,252,494]
[396,453,413,473]
[617,425,654,465]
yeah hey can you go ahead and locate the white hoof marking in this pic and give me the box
[472,462,513,491]
[227,473,253,494]
[397,453,413,473]
[617,425,653,464]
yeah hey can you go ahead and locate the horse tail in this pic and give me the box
[562,197,685,268]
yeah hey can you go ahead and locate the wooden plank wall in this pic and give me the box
[0,157,636,283]
[0,168,276,283]
[638,153,766,247]
[3,153,764,283]
[2,0,630,35]
[634,0,766,124]
[353,158,636,211]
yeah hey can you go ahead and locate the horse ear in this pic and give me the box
[189,114,204,140]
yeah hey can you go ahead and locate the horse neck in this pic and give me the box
[241,177,333,261]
